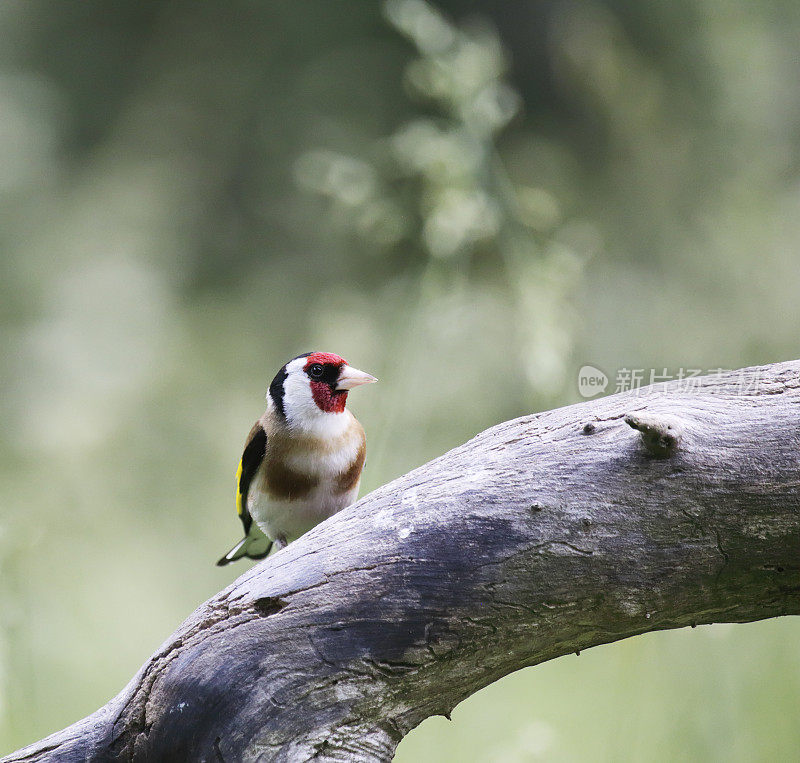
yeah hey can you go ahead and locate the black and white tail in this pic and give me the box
[216,526,272,566]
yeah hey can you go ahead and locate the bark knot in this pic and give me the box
[252,597,289,617]
[625,412,682,456]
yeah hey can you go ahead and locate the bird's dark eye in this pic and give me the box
[308,363,324,379]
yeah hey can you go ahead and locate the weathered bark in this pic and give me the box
[5,361,800,762]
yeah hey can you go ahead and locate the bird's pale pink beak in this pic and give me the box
[336,365,378,391]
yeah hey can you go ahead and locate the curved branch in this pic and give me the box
[5,361,800,762]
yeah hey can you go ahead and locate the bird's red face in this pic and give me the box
[303,352,350,413]
[270,352,378,424]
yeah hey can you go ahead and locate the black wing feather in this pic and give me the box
[237,421,267,535]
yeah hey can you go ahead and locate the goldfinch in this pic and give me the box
[217,352,377,566]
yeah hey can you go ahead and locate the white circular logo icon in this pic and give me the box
[577,365,608,398]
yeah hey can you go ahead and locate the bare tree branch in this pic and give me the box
[5,361,800,762]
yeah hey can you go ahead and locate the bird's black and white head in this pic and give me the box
[268,352,376,434]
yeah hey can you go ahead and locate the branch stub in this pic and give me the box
[624,412,682,457]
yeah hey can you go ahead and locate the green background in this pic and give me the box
[1,1,799,760]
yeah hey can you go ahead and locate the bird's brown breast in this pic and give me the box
[335,440,366,493]
[258,412,366,501]
[262,459,319,500]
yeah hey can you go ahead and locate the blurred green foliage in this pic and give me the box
[0,1,799,760]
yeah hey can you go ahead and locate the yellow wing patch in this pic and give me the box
[236,458,244,516]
